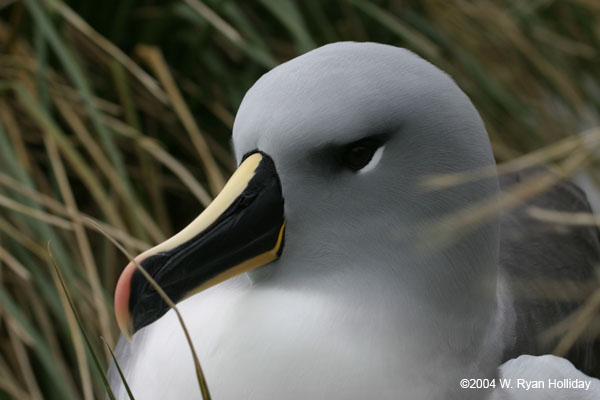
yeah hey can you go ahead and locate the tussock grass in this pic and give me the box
[0,0,598,398]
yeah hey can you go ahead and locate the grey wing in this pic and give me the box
[499,167,600,378]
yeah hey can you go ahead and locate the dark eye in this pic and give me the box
[329,134,389,173]
[341,143,378,171]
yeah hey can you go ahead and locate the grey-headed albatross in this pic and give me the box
[108,42,600,399]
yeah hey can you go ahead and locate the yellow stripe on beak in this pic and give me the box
[115,151,286,337]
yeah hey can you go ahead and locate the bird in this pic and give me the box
[108,42,600,399]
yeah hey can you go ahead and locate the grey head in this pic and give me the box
[233,42,500,319]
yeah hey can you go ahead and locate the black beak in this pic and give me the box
[115,152,285,337]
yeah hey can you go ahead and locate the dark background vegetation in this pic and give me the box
[0,0,599,399]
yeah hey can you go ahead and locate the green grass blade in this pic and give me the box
[47,244,117,400]
[24,0,127,181]
[259,0,315,52]
[0,288,77,400]
[101,337,136,400]
[89,219,211,400]
[345,0,439,60]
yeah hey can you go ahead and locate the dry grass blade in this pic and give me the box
[3,311,34,347]
[0,271,79,399]
[54,96,166,243]
[422,128,600,190]
[47,245,95,400]
[510,279,598,302]
[0,99,32,174]
[0,216,50,262]
[136,44,225,196]
[552,288,600,357]
[423,149,591,250]
[47,244,117,400]
[24,0,131,194]
[0,172,151,252]
[184,0,244,45]
[14,83,127,231]
[47,0,168,104]
[44,132,114,352]
[527,206,600,227]
[7,323,42,400]
[0,375,28,400]
[109,60,171,234]
[0,192,73,230]
[22,285,73,387]
[0,246,31,281]
[87,218,212,400]
[540,301,593,344]
[139,138,213,207]
[98,116,212,206]
[347,0,440,60]
[50,82,123,116]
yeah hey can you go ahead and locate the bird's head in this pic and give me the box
[115,42,500,339]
